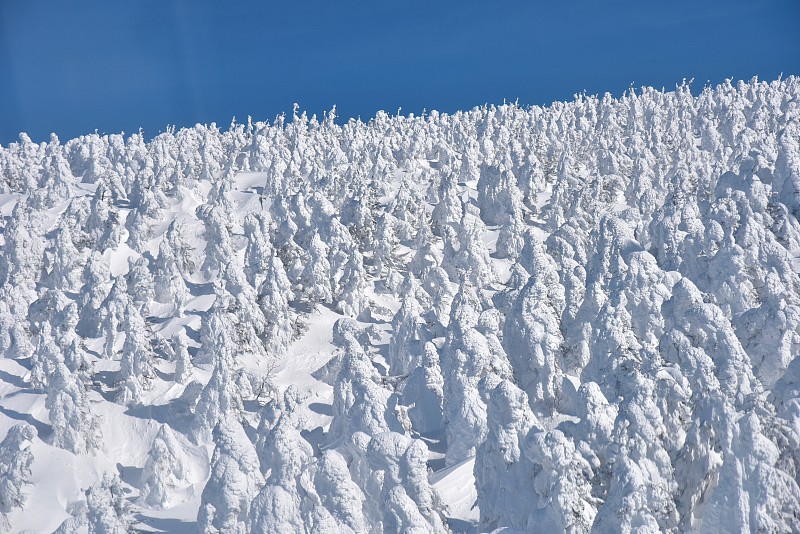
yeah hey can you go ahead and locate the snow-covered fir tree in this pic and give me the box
[0,423,36,529]
[85,474,132,534]
[138,424,192,509]
[199,420,264,533]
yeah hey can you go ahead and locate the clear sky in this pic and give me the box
[1,0,798,145]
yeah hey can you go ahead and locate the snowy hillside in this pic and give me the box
[2,77,800,533]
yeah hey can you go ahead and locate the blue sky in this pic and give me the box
[1,0,798,145]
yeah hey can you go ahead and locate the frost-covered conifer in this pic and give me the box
[0,423,36,526]
[476,164,522,226]
[475,379,538,531]
[28,323,61,390]
[116,301,154,405]
[76,252,112,337]
[63,337,90,379]
[124,191,160,253]
[198,421,264,533]
[254,387,311,480]
[495,207,526,260]
[409,213,442,280]
[270,194,305,280]
[328,335,404,442]
[364,432,448,533]
[219,267,270,359]
[86,182,124,251]
[46,362,102,454]
[388,280,429,377]
[593,381,679,531]
[504,270,565,414]
[125,255,155,310]
[243,212,273,289]
[340,184,377,248]
[336,248,369,318]
[248,387,316,531]
[44,226,84,292]
[153,237,189,311]
[191,321,244,444]
[441,281,511,466]
[194,288,232,366]
[85,474,131,534]
[431,168,463,237]
[0,299,34,362]
[445,205,496,287]
[99,278,128,359]
[317,211,353,276]
[372,214,397,280]
[0,133,42,192]
[172,331,193,384]
[196,203,235,279]
[402,342,445,434]
[524,429,597,532]
[164,220,195,276]
[34,135,77,208]
[308,449,369,532]
[27,287,70,337]
[257,251,294,357]
[301,231,333,304]
[0,197,46,297]
[139,424,191,509]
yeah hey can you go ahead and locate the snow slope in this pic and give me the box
[1,78,800,532]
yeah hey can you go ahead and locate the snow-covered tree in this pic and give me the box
[99,278,128,359]
[310,450,368,532]
[328,334,404,442]
[475,379,539,531]
[199,421,264,533]
[336,248,369,318]
[153,238,189,311]
[257,251,294,357]
[301,231,333,304]
[363,432,448,532]
[524,428,598,532]
[504,260,566,414]
[431,168,463,237]
[85,474,131,534]
[196,203,235,279]
[388,280,430,377]
[191,317,244,444]
[138,424,191,509]
[46,362,102,454]
[172,331,193,385]
[401,341,445,435]
[43,225,84,292]
[444,205,496,287]
[76,251,112,338]
[0,423,36,527]
[441,281,511,466]
[476,163,523,227]
[243,212,273,289]
[249,387,315,532]
[116,301,155,405]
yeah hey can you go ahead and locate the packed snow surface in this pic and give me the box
[2,77,800,533]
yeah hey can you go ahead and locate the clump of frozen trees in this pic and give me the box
[1,76,800,532]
